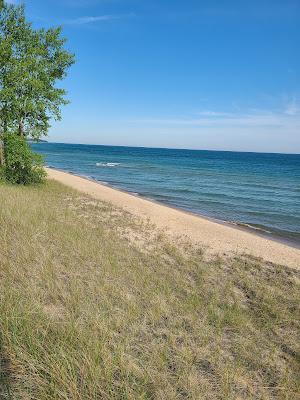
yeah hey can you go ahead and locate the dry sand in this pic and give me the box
[46,167,300,270]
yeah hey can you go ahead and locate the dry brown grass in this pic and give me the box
[0,180,299,399]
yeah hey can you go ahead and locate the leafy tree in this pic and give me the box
[0,0,4,167]
[1,132,46,184]
[0,2,74,137]
[0,1,74,181]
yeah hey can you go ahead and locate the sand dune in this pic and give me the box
[46,168,300,270]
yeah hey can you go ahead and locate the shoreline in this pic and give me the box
[46,167,300,269]
[109,185,300,250]
[46,166,300,250]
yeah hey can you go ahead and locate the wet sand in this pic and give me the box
[46,167,300,270]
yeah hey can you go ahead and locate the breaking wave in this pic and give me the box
[96,162,120,167]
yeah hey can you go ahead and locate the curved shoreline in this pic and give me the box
[46,166,300,249]
[46,167,300,270]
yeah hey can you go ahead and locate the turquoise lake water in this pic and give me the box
[32,143,300,246]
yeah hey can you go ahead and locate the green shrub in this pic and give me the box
[1,134,46,184]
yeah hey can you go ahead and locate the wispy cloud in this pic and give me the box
[284,98,300,116]
[63,0,116,7]
[133,106,300,129]
[197,111,233,117]
[65,13,135,25]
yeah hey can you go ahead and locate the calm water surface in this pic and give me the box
[32,143,300,246]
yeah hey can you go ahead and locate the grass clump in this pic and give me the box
[0,180,299,399]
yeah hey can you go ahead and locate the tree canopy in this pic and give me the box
[0,0,74,181]
[0,1,74,139]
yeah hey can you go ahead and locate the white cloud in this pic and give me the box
[284,99,300,116]
[197,111,233,117]
[48,103,300,153]
[65,13,135,25]
[133,107,300,129]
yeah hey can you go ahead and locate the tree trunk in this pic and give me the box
[19,120,24,137]
[0,138,5,167]
[0,119,5,166]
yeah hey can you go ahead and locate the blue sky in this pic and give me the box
[8,0,300,153]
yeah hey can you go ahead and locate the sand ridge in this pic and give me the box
[46,168,300,270]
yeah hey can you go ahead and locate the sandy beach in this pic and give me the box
[46,167,300,270]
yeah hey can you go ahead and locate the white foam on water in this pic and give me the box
[96,162,121,167]
[237,222,272,234]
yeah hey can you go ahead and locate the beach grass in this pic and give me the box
[0,179,299,399]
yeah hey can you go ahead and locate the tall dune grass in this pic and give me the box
[0,180,299,399]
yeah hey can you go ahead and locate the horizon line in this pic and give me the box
[37,140,300,156]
